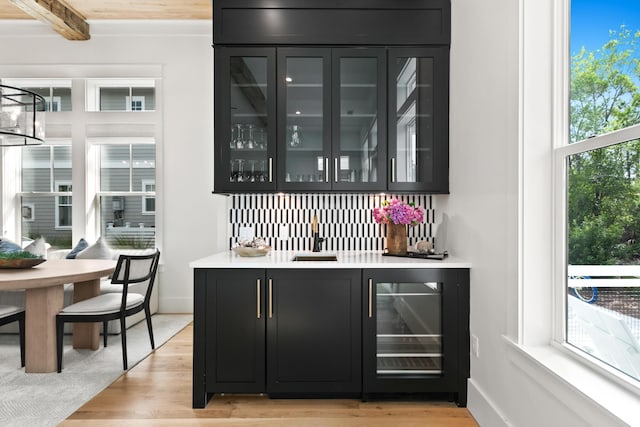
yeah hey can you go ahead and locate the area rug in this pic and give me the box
[0,314,192,427]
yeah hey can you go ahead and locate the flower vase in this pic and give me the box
[386,223,407,255]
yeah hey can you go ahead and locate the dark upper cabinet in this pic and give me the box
[387,47,449,193]
[332,48,387,192]
[214,47,277,193]
[276,48,388,192]
[213,0,450,194]
[213,0,451,46]
[277,48,332,191]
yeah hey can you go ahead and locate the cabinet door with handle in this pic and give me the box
[214,47,277,192]
[266,269,361,394]
[332,48,387,191]
[387,47,449,193]
[277,48,332,191]
[204,269,266,394]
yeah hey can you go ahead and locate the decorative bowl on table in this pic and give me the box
[232,237,271,257]
[0,251,46,269]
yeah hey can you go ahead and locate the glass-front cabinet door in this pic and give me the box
[388,47,449,193]
[363,269,465,400]
[214,47,276,192]
[332,49,386,191]
[277,48,331,191]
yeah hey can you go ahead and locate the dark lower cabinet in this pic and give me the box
[193,269,266,407]
[267,269,361,395]
[193,267,361,407]
[193,267,469,408]
[362,269,470,406]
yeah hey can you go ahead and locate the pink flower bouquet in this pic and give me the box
[372,198,424,226]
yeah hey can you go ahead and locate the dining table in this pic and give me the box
[0,258,117,373]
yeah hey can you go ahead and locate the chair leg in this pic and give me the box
[145,306,155,350]
[120,316,128,370]
[103,321,108,348]
[56,317,64,373]
[18,312,25,368]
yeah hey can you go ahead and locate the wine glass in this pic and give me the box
[245,124,255,150]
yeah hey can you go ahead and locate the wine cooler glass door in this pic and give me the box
[375,280,442,377]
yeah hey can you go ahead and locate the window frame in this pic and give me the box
[54,180,72,229]
[543,0,640,392]
[141,179,156,214]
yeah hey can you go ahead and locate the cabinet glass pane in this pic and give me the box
[394,57,434,183]
[229,57,270,184]
[376,281,442,376]
[284,57,325,183]
[338,57,378,183]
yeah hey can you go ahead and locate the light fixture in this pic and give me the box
[285,76,293,82]
[0,84,46,146]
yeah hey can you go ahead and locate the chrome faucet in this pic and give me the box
[311,213,325,252]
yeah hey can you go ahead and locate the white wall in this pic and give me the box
[0,20,228,313]
[444,1,636,426]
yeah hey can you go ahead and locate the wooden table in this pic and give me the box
[0,259,117,373]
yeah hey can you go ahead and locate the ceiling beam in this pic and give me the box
[9,0,90,40]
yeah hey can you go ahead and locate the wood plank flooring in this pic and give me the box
[61,323,478,426]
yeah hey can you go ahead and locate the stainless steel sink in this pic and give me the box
[291,253,338,261]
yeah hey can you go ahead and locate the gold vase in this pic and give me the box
[386,223,407,255]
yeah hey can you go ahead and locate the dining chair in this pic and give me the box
[56,250,160,372]
[0,305,25,367]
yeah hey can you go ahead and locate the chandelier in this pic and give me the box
[0,84,45,146]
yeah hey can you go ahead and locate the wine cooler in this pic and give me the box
[363,269,469,406]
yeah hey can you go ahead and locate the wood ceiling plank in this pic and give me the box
[9,0,90,40]
[0,0,212,20]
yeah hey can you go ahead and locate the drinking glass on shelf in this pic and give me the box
[248,160,257,182]
[236,124,245,149]
[255,127,266,150]
[245,124,255,150]
[229,160,236,182]
[258,160,267,182]
[230,125,237,149]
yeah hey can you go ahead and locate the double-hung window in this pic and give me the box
[97,142,156,249]
[560,0,640,385]
[20,143,73,248]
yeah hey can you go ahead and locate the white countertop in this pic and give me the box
[190,250,471,269]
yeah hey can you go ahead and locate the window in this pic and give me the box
[20,143,73,248]
[55,181,72,228]
[563,0,640,384]
[98,142,156,249]
[141,180,156,214]
[86,79,156,112]
[22,204,34,222]
[126,96,145,111]
[1,79,72,112]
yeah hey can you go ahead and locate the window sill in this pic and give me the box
[503,335,640,426]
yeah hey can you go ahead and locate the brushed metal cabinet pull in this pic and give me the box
[268,278,273,318]
[257,279,261,319]
[268,157,273,182]
[368,278,373,318]
[334,157,338,182]
[325,157,329,182]
[391,158,396,183]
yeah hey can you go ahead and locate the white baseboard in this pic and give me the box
[159,297,193,314]
[467,378,510,427]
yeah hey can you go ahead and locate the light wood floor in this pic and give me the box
[61,323,479,426]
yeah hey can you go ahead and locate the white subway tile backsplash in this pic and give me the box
[229,193,435,252]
